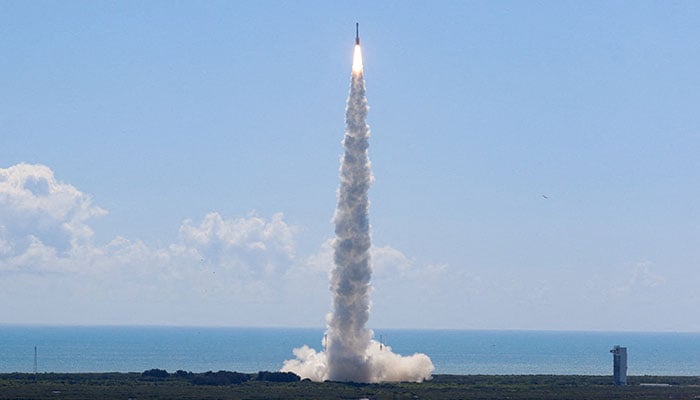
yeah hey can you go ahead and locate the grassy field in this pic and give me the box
[1,373,700,400]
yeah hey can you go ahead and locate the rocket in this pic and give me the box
[351,22,363,73]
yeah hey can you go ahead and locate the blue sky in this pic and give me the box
[1,1,699,331]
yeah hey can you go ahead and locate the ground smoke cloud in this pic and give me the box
[282,44,434,383]
[282,340,434,383]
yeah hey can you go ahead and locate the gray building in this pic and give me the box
[610,345,627,385]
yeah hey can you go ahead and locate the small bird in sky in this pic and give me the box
[541,195,549,199]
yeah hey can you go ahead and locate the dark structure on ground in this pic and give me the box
[611,345,628,385]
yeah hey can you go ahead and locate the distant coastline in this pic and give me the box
[2,326,699,376]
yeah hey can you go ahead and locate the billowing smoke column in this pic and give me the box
[326,32,373,383]
[282,26,434,383]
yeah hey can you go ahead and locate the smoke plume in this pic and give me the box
[282,42,434,383]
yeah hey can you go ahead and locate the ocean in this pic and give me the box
[1,326,698,376]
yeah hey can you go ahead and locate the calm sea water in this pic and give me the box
[1,326,698,376]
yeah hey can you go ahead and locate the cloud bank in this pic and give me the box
[0,163,444,328]
[1,163,696,332]
[0,164,304,324]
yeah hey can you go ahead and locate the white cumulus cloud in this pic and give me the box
[174,211,296,277]
[0,164,307,324]
[0,163,106,273]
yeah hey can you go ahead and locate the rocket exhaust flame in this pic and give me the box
[352,23,363,74]
[352,44,363,75]
[282,24,434,384]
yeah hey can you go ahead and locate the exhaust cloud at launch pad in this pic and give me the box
[282,24,434,383]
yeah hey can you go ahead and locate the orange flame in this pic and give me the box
[352,44,363,74]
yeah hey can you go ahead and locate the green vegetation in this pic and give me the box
[1,372,699,399]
